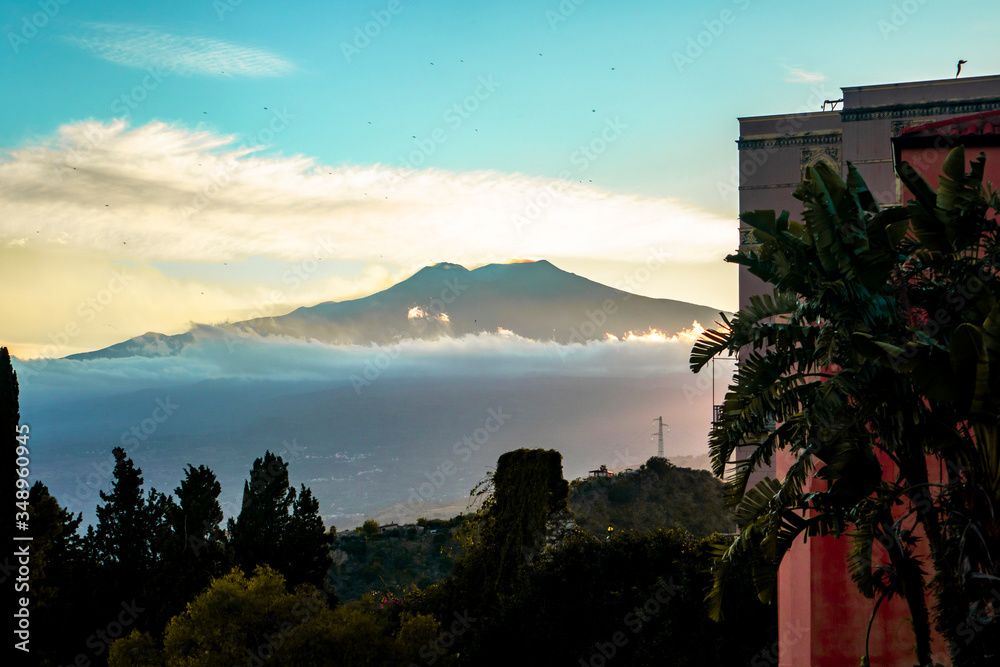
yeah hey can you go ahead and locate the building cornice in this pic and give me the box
[841,97,1000,123]
[737,132,842,151]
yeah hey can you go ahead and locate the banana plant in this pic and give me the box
[691,147,999,666]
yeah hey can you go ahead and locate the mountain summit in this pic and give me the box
[69,260,723,360]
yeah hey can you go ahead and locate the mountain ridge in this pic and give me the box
[68,259,726,361]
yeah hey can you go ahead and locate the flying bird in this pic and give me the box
[956,59,967,77]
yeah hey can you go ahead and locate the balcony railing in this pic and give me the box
[712,404,776,433]
[713,404,724,425]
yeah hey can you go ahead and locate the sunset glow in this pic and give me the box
[620,321,707,344]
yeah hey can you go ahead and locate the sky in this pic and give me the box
[2,0,998,359]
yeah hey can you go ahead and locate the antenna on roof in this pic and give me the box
[956,59,968,78]
[821,99,843,111]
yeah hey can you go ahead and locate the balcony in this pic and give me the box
[712,404,775,433]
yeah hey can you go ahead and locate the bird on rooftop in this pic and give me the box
[956,59,968,77]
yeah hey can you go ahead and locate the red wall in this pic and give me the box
[899,144,1000,203]
[777,134,1000,667]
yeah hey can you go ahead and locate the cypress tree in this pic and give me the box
[2,347,20,489]
[283,484,334,591]
[228,451,295,574]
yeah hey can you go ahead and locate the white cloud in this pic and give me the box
[0,120,735,269]
[14,331,699,406]
[782,66,827,84]
[65,24,296,77]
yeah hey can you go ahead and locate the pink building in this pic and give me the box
[735,75,1000,666]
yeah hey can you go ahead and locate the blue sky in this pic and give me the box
[2,0,998,357]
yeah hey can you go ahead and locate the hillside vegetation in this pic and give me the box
[329,458,735,601]
[331,516,466,601]
[569,457,736,537]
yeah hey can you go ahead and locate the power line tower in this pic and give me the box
[652,416,668,458]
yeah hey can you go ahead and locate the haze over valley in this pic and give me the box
[15,260,727,527]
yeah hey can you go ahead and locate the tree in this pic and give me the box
[108,631,163,667]
[458,530,775,667]
[361,519,380,537]
[26,482,96,667]
[94,448,172,600]
[5,346,21,640]
[159,565,332,666]
[452,448,570,604]
[3,346,19,489]
[113,565,439,667]
[228,452,333,593]
[228,451,296,575]
[169,464,226,558]
[152,464,230,629]
[27,482,85,607]
[690,147,998,665]
[283,484,335,591]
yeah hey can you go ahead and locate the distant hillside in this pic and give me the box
[329,459,736,600]
[568,457,736,538]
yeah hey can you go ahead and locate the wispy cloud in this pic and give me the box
[782,65,827,84]
[65,24,295,77]
[0,120,734,267]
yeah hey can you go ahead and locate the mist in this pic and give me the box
[15,332,729,528]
